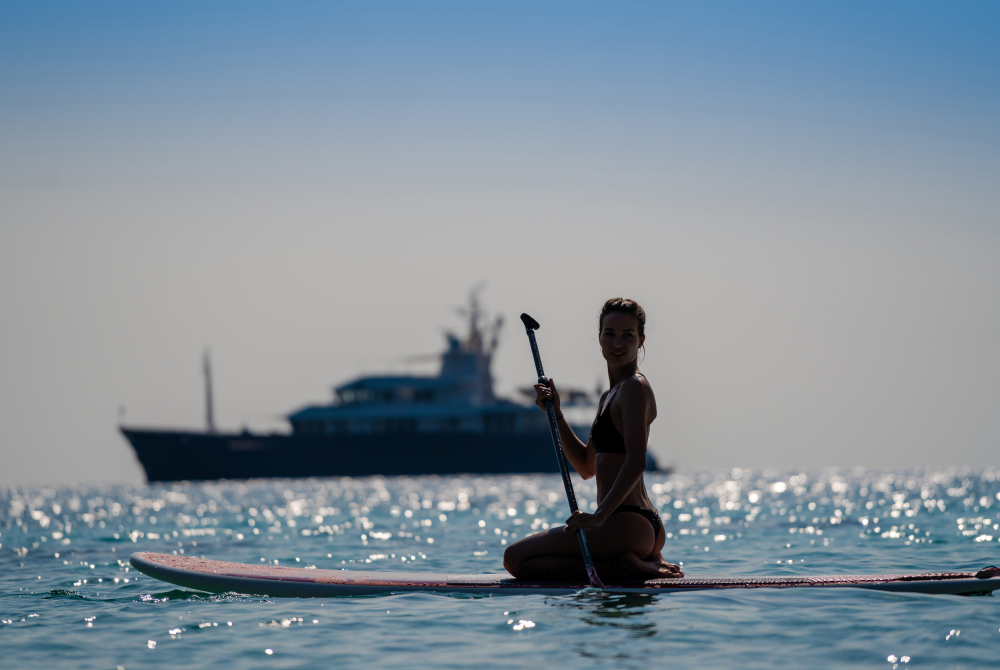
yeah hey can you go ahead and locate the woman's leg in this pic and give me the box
[503,512,655,580]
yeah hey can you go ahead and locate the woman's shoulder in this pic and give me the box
[617,373,655,406]
[622,372,653,392]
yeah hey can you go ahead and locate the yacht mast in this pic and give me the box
[203,349,217,433]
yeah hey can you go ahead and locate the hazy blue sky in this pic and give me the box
[2,1,998,484]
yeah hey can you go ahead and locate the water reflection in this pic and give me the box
[556,592,660,636]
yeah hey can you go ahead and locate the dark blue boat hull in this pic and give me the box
[121,428,661,481]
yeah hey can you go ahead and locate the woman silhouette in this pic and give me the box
[503,298,682,580]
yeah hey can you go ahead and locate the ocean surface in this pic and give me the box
[2,468,999,669]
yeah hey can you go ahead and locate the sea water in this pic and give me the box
[2,468,998,669]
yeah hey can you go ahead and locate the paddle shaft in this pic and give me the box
[521,323,605,590]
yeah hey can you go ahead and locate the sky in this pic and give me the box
[1,1,998,484]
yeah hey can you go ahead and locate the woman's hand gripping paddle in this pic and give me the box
[520,313,606,590]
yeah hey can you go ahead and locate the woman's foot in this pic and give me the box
[638,553,684,579]
[614,551,684,579]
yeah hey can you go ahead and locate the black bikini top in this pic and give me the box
[591,379,631,454]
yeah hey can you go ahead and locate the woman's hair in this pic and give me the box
[599,297,646,337]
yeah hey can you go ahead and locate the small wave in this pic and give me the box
[44,589,87,600]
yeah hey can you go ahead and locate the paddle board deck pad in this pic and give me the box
[129,553,1000,597]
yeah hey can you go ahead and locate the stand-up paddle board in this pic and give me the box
[130,552,1000,597]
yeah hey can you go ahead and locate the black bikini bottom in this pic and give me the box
[611,505,662,539]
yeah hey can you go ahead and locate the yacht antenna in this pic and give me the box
[203,349,217,433]
[488,315,503,356]
[458,283,487,349]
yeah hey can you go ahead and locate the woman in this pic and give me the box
[503,298,683,581]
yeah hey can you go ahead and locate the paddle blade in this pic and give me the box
[520,313,540,330]
[585,564,606,591]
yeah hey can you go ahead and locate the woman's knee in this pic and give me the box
[503,535,539,575]
[502,545,523,575]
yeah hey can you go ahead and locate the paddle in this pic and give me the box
[519,313,606,590]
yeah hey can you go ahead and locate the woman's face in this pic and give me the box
[599,312,644,367]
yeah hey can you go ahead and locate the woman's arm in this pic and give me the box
[533,378,595,478]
